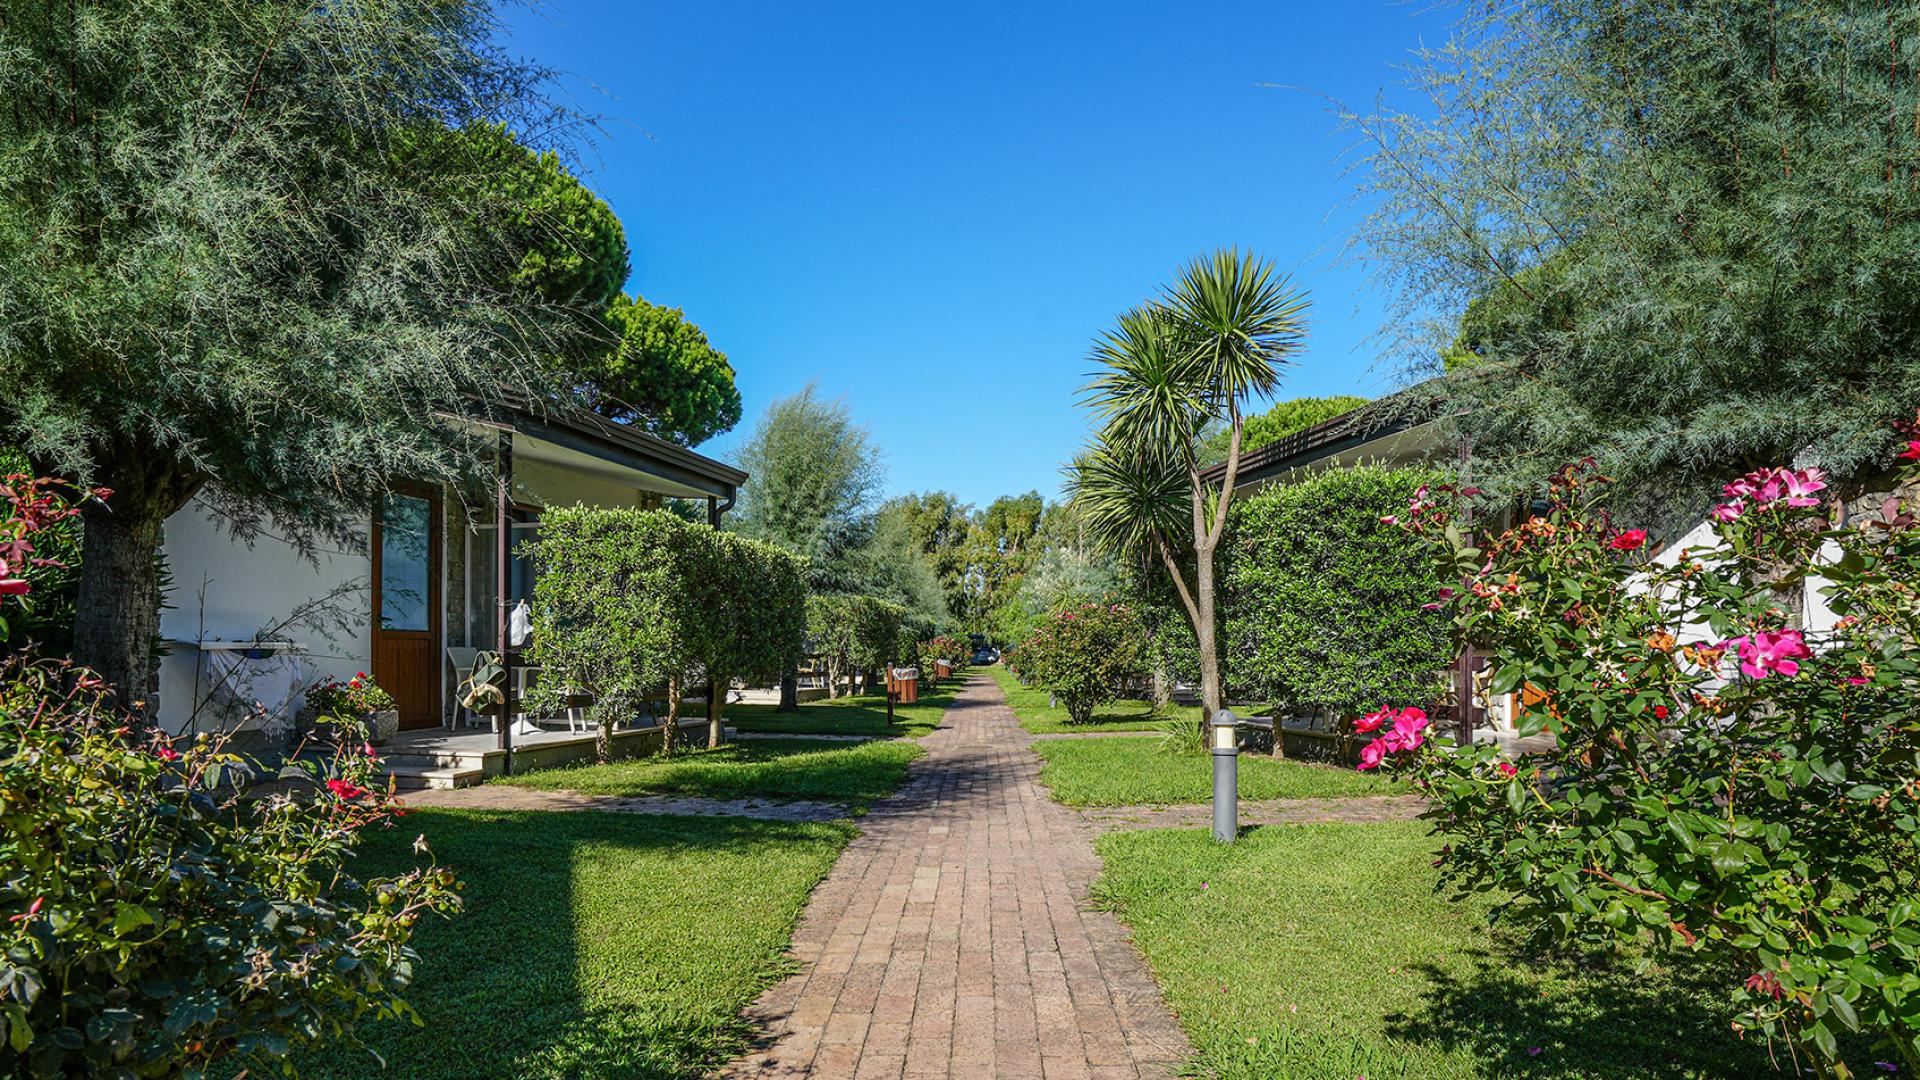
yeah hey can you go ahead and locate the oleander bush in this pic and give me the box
[0,478,459,1077]
[1367,428,1920,1076]
[1007,602,1146,725]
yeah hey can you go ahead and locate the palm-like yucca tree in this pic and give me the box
[1071,248,1309,731]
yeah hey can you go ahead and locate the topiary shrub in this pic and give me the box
[0,478,459,1077]
[1011,601,1145,725]
[806,594,909,697]
[528,507,806,752]
[1223,465,1453,744]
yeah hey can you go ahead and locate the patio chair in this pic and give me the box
[445,647,484,729]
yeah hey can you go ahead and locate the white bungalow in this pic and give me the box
[154,401,745,786]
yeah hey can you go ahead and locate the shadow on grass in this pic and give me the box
[1380,937,1781,1078]
[500,736,925,805]
[728,686,957,737]
[292,809,853,1080]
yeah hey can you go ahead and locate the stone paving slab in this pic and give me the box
[722,676,1192,1079]
[398,785,852,822]
[1075,794,1423,834]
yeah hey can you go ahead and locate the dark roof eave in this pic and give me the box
[458,392,747,497]
[1199,393,1444,489]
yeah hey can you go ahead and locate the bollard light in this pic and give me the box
[1209,708,1240,843]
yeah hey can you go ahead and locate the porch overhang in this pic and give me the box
[451,395,746,506]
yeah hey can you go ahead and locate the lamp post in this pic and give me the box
[1210,708,1239,843]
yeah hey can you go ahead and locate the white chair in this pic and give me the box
[445,647,482,729]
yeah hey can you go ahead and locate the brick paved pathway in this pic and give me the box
[723,675,1191,1080]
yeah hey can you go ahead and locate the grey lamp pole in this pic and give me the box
[1210,708,1239,843]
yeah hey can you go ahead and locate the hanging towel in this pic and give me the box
[509,599,532,647]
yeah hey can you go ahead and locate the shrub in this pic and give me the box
[1371,438,1920,1075]
[1223,465,1452,730]
[0,479,459,1077]
[916,635,968,682]
[528,508,806,752]
[1011,602,1145,725]
[305,671,397,717]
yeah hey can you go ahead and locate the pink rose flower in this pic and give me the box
[1712,500,1746,524]
[1357,738,1388,771]
[1900,439,1920,462]
[326,778,368,799]
[1354,707,1392,734]
[1723,629,1811,680]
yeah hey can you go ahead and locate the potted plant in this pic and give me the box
[302,671,400,746]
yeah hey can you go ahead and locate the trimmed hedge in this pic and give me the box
[805,593,915,696]
[527,507,806,751]
[1222,465,1451,723]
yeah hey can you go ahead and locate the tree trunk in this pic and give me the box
[707,670,725,749]
[1151,664,1171,710]
[662,674,681,756]
[778,670,799,712]
[71,476,193,717]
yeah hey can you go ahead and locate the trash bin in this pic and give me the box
[888,666,920,703]
[935,659,953,679]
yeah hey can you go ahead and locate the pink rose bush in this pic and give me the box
[1355,706,1430,770]
[0,481,460,1076]
[1375,426,1920,1075]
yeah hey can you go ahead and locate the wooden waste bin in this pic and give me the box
[887,666,920,703]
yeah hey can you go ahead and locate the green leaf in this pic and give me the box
[111,906,153,937]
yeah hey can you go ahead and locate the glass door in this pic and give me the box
[372,487,441,729]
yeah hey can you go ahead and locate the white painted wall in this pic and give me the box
[156,497,373,736]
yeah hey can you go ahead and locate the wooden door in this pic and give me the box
[372,485,442,729]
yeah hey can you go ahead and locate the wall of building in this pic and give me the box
[155,497,377,737]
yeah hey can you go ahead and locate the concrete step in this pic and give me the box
[378,758,486,790]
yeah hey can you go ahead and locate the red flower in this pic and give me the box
[0,578,30,596]
[153,746,180,762]
[326,779,368,799]
[1609,529,1647,551]
[1652,705,1669,720]
[1496,762,1517,778]
[1899,439,1920,462]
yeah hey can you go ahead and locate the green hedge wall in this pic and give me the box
[806,593,915,696]
[527,507,806,747]
[1221,465,1452,720]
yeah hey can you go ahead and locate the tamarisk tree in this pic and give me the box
[0,1,587,704]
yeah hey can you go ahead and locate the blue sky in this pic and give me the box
[502,1,1453,508]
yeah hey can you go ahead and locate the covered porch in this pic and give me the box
[369,400,749,764]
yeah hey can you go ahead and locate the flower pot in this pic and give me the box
[364,708,399,747]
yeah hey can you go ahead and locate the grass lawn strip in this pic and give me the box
[498,736,924,808]
[986,664,1191,735]
[1034,735,1402,806]
[727,684,957,738]
[1094,822,1773,1079]
[291,809,854,1079]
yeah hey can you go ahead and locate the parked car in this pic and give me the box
[971,646,1000,666]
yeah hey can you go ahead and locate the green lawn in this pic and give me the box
[1094,823,1775,1079]
[292,809,853,1079]
[1034,735,1403,806]
[498,736,924,807]
[987,664,1192,734]
[727,684,957,738]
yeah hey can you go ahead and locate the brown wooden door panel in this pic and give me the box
[372,486,441,730]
